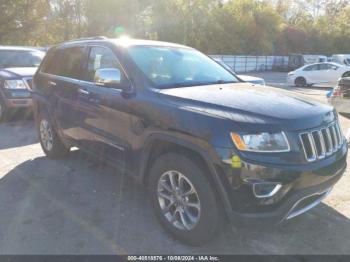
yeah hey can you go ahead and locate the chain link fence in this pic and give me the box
[210,55,289,73]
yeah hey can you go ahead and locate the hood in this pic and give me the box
[0,67,37,79]
[158,83,335,131]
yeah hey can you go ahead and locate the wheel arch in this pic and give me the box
[295,76,307,86]
[342,71,350,78]
[139,134,232,214]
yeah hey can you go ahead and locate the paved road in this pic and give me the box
[0,73,349,254]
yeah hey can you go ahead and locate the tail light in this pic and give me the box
[331,87,342,98]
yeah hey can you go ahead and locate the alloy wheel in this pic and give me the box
[40,119,53,152]
[157,170,201,231]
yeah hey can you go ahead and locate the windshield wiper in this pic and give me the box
[210,80,237,84]
[159,82,211,89]
[159,80,237,89]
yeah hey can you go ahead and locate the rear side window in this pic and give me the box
[40,50,59,74]
[41,46,85,79]
[59,47,86,79]
[319,64,331,70]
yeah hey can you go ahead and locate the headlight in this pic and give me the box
[4,80,27,89]
[231,132,290,152]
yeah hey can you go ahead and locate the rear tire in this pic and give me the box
[148,152,222,246]
[295,77,307,87]
[37,110,70,158]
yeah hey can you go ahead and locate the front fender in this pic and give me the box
[138,132,233,213]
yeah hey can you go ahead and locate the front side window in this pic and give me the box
[85,46,120,82]
[127,46,239,88]
[303,64,318,71]
[0,50,44,68]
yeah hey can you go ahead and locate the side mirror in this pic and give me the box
[94,68,130,89]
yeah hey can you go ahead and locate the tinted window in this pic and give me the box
[85,46,120,82]
[127,46,239,88]
[0,50,44,68]
[40,50,62,75]
[303,64,318,71]
[58,47,86,79]
[319,64,328,70]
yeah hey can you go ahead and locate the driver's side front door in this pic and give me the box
[76,45,131,168]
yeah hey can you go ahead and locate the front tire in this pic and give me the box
[149,152,222,246]
[37,111,70,158]
[295,77,307,87]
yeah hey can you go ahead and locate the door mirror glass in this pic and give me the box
[94,68,121,87]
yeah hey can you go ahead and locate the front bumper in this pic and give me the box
[4,98,33,108]
[214,142,347,224]
[1,88,32,108]
[227,166,344,224]
[286,76,296,86]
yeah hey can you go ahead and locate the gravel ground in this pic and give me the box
[0,72,349,254]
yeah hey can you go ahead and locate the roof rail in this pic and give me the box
[61,36,108,44]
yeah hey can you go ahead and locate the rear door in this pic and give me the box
[318,63,339,85]
[37,46,87,140]
[50,46,88,140]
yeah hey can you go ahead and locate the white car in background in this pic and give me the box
[332,54,350,66]
[287,62,350,87]
[216,60,266,86]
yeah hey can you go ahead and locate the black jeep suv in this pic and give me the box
[32,37,347,245]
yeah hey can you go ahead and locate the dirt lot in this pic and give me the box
[0,72,349,254]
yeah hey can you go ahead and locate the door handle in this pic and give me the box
[78,88,90,95]
[48,81,57,86]
[89,97,101,104]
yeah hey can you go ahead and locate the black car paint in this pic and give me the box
[32,39,347,223]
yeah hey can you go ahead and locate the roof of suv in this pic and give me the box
[59,37,191,49]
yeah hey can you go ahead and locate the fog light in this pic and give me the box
[253,183,282,198]
[231,155,242,169]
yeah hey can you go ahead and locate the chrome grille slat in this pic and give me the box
[300,121,343,162]
[330,125,338,150]
[317,130,326,159]
[307,133,317,161]
[326,128,333,153]
[334,123,342,148]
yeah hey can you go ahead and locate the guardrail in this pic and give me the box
[210,55,289,73]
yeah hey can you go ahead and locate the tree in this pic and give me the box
[0,0,50,45]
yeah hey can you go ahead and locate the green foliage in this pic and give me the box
[0,0,349,54]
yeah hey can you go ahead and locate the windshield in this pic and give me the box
[127,46,239,88]
[344,58,350,66]
[0,50,45,68]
